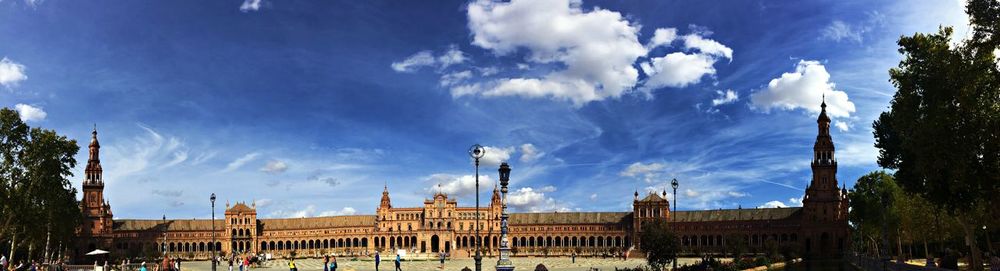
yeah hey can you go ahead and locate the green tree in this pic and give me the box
[848,171,902,257]
[0,108,81,262]
[724,233,747,260]
[873,1,1000,269]
[639,219,679,271]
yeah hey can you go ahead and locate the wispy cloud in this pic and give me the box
[223,152,260,172]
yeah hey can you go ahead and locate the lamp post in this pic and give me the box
[469,144,485,271]
[211,193,217,271]
[162,215,168,259]
[671,178,678,271]
[496,162,514,271]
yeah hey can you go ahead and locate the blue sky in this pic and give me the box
[0,0,970,219]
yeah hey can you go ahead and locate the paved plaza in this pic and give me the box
[176,257,709,271]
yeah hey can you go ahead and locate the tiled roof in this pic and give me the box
[260,215,375,230]
[672,207,801,222]
[638,193,667,202]
[509,212,631,225]
[114,219,221,231]
[226,203,255,213]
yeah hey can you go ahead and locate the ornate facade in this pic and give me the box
[75,102,849,261]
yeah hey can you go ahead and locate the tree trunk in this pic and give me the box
[43,225,51,263]
[958,217,983,271]
[897,229,903,262]
[923,239,929,259]
[9,235,15,261]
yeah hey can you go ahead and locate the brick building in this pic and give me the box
[75,102,849,260]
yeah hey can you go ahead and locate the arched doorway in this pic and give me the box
[431,235,440,253]
[820,232,830,256]
[421,241,426,253]
[444,241,451,253]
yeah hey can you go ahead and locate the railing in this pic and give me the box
[845,254,951,271]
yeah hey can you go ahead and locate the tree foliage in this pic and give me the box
[873,1,1000,269]
[639,219,679,271]
[0,108,82,261]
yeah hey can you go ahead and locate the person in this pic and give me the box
[374,252,380,271]
[242,256,248,271]
[1,255,6,271]
[175,258,181,271]
[138,262,147,271]
[439,252,445,269]
[329,256,337,271]
[394,254,401,271]
[989,252,999,271]
[323,255,329,271]
[287,258,296,271]
[227,258,233,271]
[571,252,576,263]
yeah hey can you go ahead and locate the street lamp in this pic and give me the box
[211,193,217,271]
[670,178,678,271]
[469,144,485,271]
[496,162,514,271]
[162,215,168,259]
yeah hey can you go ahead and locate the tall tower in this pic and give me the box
[376,185,393,232]
[81,127,113,236]
[801,99,850,257]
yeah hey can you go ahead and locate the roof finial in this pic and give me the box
[821,93,827,108]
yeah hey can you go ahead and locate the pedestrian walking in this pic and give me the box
[227,258,233,271]
[1,255,7,271]
[571,252,576,263]
[323,255,329,271]
[329,256,337,271]
[374,252,380,271]
[287,258,296,271]
[439,252,445,269]
[139,262,147,271]
[394,254,401,271]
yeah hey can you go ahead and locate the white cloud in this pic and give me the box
[759,200,787,208]
[425,174,495,198]
[462,0,647,106]
[647,28,678,49]
[319,207,357,217]
[750,60,856,118]
[391,46,467,73]
[260,160,288,174]
[711,89,738,106]
[822,21,862,43]
[620,162,666,183]
[834,120,850,131]
[270,205,355,218]
[727,191,748,198]
[760,197,803,208]
[639,33,733,94]
[589,193,598,201]
[788,197,803,207]
[104,125,196,178]
[224,152,260,172]
[519,143,543,163]
[440,70,474,87]
[0,57,27,88]
[478,145,514,167]
[640,52,717,91]
[239,0,263,12]
[682,34,733,59]
[506,186,570,212]
[13,104,46,122]
[821,12,884,43]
